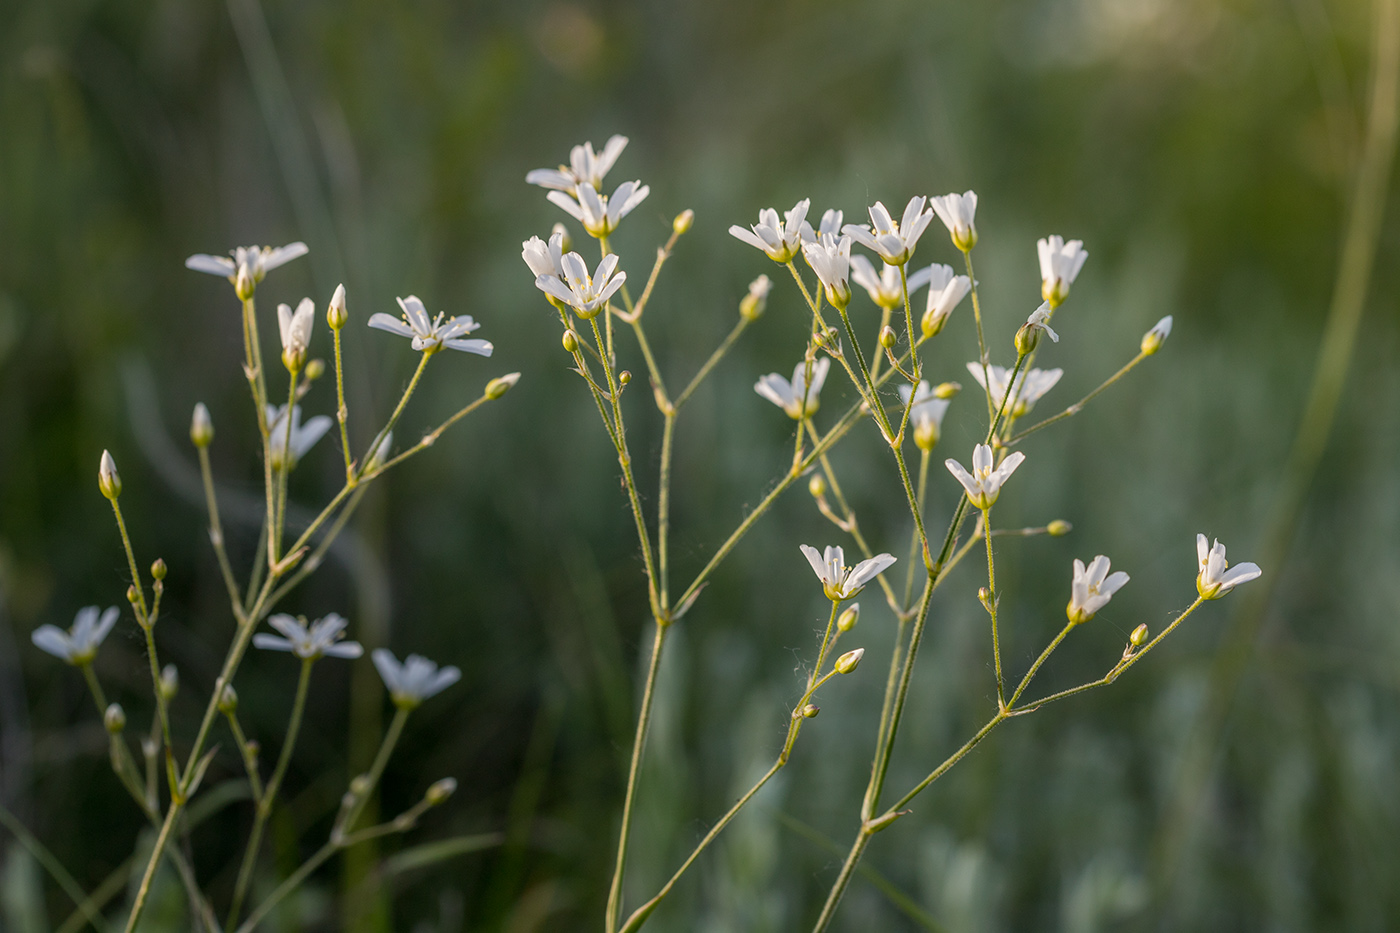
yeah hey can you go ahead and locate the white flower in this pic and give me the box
[185,243,309,288]
[367,296,493,356]
[842,197,934,265]
[849,257,940,310]
[372,649,462,709]
[32,606,119,665]
[526,135,629,195]
[1067,556,1130,623]
[801,233,853,309]
[254,613,363,661]
[944,443,1026,510]
[266,404,333,470]
[1141,315,1173,355]
[521,230,567,279]
[277,297,315,371]
[929,191,978,250]
[1037,235,1088,305]
[755,358,831,420]
[898,381,951,450]
[534,251,627,319]
[799,544,896,601]
[1195,535,1262,599]
[800,208,845,243]
[1018,301,1059,347]
[548,180,650,239]
[966,362,1063,418]
[730,199,810,263]
[921,264,972,336]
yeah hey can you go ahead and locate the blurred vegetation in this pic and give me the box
[2,0,1399,930]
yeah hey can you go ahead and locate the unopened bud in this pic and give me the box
[1141,315,1172,356]
[486,372,521,399]
[562,330,579,353]
[978,586,993,612]
[618,370,632,387]
[304,358,326,382]
[425,777,457,806]
[1130,623,1149,647]
[190,403,214,448]
[921,307,948,338]
[350,774,372,796]
[808,473,827,499]
[551,222,572,254]
[104,703,126,733]
[159,664,179,701]
[740,275,771,321]
[913,418,940,451]
[879,325,897,349]
[235,265,255,301]
[127,585,140,606]
[245,739,260,758]
[837,603,860,633]
[151,558,167,581]
[99,450,122,500]
[802,704,820,718]
[672,209,694,235]
[933,381,961,400]
[834,648,864,674]
[218,685,238,713]
[1014,322,1040,356]
[327,283,348,330]
[1047,520,1072,537]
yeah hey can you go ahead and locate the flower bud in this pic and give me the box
[740,275,771,321]
[425,777,457,806]
[920,308,946,338]
[808,473,827,499]
[159,664,179,701]
[151,558,167,581]
[127,585,140,606]
[551,222,572,254]
[802,704,820,718]
[486,372,521,400]
[834,648,864,674]
[1047,520,1072,537]
[619,370,632,387]
[913,418,940,451]
[1014,322,1040,356]
[304,358,326,382]
[837,603,860,633]
[218,685,238,713]
[879,325,897,349]
[104,703,126,733]
[673,209,694,235]
[327,283,348,330]
[99,450,122,500]
[562,330,579,353]
[191,403,214,448]
[933,382,961,400]
[978,586,993,612]
[1130,623,1149,647]
[235,265,255,301]
[1141,315,1172,356]
[245,739,260,758]
[349,774,372,796]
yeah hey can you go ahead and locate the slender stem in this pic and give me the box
[244,295,269,421]
[886,713,1006,816]
[898,263,918,381]
[628,318,668,401]
[901,450,930,610]
[962,250,994,421]
[223,709,265,800]
[340,706,410,836]
[869,305,893,383]
[333,326,353,479]
[1006,352,1146,445]
[234,840,336,933]
[107,499,148,622]
[810,830,874,933]
[606,622,668,933]
[810,601,843,691]
[983,510,1004,705]
[673,317,751,411]
[198,447,244,620]
[658,412,675,610]
[272,369,299,562]
[360,351,432,480]
[806,425,901,615]
[0,803,113,933]
[80,663,108,715]
[1006,623,1074,709]
[122,800,182,933]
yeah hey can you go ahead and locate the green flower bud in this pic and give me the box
[151,558,167,581]
[801,704,820,718]
[837,603,860,633]
[99,450,122,500]
[304,358,326,382]
[486,372,521,399]
[879,325,897,349]
[1130,623,1149,647]
[327,283,348,330]
[218,685,238,713]
[425,777,457,806]
[933,381,961,400]
[673,209,694,235]
[104,703,126,733]
[834,648,864,674]
[808,473,827,499]
[191,403,214,448]
[1141,315,1172,356]
[1047,520,1072,537]
[159,664,179,701]
[562,330,579,353]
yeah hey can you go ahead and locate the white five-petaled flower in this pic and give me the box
[521,231,567,280]
[372,649,462,709]
[849,256,939,310]
[1067,556,1130,624]
[1038,235,1089,306]
[800,208,844,243]
[898,381,951,451]
[525,134,629,195]
[945,443,1026,510]
[534,251,627,319]
[266,404,332,471]
[801,233,853,309]
[921,264,973,336]
[799,545,897,601]
[32,606,119,666]
[966,362,1063,418]
[277,297,315,371]
[368,296,493,356]
[843,197,934,266]
[185,243,309,289]
[730,199,810,263]
[254,613,363,661]
[930,191,978,250]
[1195,535,1262,599]
[755,357,831,420]
[548,180,650,239]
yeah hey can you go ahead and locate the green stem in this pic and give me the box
[962,249,994,421]
[198,447,244,620]
[673,317,751,410]
[1006,352,1146,445]
[333,326,353,480]
[359,351,432,481]
[983,510,1004,705]
[0,803,113,933]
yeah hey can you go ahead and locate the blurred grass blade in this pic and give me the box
[1,803,113,932]
[383,832,503,876]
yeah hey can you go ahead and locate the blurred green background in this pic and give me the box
[2,0,1398,930]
